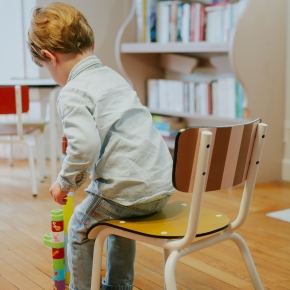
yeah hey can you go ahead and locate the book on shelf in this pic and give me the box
[170,2,178,42]
[156,1,171,43]
[152,114,180,123]
[136,0,248,43]
[181,3,190,43]
[235,80,244,119]
[147,77,244,119]
[190,2,205,42]
[152,114,186,139]
[136,0,143,43]
[153,121,186,131]
[136,0,158,43]
[146,0,158,42]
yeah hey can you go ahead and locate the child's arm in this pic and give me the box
[56,90,101,194]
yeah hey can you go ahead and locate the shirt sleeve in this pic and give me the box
[56,90,101,192]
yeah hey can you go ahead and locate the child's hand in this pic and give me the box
[49,181,69,205]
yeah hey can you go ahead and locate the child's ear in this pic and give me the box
[41,49,57,66]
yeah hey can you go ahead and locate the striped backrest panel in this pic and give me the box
[172,119,260,192]
[0,86,29,114]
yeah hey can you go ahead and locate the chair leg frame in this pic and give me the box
[1,137,38,195]
[163,248,170,290]
[90,227,263,290]
[90,227,170,290]
[35,132,45,182]
[164,230,263,290]
[24,140,38,196]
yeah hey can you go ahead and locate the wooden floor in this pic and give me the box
[0,159,289,290]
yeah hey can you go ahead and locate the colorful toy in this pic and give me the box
[44,209,66,290]
[44,135,73,290]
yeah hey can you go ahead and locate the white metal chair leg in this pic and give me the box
[163,248,171,290]
[40,134,47,177]
[9,136,13,166]
[164,250,179,290]
[24,141,38,195]
[91,236,106,290]
[35,133,44,182]
[231,233,263,290]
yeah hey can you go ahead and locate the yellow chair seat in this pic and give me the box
[89,200,230,239]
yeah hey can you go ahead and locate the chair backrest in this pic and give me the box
[173,118,261,193]
[0,86,29,114]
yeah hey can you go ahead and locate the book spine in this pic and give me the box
[181,3,190,43]
[147,79,159,109]
[189,82,196,114]
[146,0,158,42]
[194,3,201,42]
[157,2,170,43]
[153,123,171,131]
[170,3,178,42]
[177,3,183,42]
[199,4,205,41]
[207,83,212,115]
[142,0,147,42]
[135,0,143,43]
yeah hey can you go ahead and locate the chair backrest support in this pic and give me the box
[0,86,29,114]
[0,85,29,138]
[173,118,261,193]
[168,119,267,248]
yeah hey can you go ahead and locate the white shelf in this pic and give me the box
[149,108,246,124]
[121,42,229,55]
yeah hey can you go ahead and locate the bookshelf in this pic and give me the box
[121,42,229,54]
[115,0,287,183]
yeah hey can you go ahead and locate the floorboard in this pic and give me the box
[0,158,289,289]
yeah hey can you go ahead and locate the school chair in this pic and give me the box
[0,85,47,195]
[88,118,267,290]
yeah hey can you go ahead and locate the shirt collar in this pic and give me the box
[67,55,103,82]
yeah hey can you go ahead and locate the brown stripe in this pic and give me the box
[221,125,244,189]
[233,123,254,185]
[206,127,232,191]
[174,128,199,192]
[242,120,259,180]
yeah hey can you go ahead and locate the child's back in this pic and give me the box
[57,55,174,205]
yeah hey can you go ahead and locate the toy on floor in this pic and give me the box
[44,136,73,290]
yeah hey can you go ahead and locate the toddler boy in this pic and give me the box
[28,2,175,290]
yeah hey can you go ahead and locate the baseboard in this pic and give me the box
[282,158,290,181]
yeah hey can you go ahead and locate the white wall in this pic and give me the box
[0,1,133,160]
[0,1,25,79]
[282,1,290,181]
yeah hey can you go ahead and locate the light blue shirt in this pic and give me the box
[57,55,175,205]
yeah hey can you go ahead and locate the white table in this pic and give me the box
[0,78,59,181]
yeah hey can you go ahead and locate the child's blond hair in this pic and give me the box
[28,2,94,65]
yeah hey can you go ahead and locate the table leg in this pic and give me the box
[49,88,58,182]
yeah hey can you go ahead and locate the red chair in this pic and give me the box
[0,85,46,195]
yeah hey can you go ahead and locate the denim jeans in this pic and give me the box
[68,192,171,290]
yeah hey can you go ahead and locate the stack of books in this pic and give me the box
[147,77,244,119]
[135,0,248,43]
[152,114,186,146]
